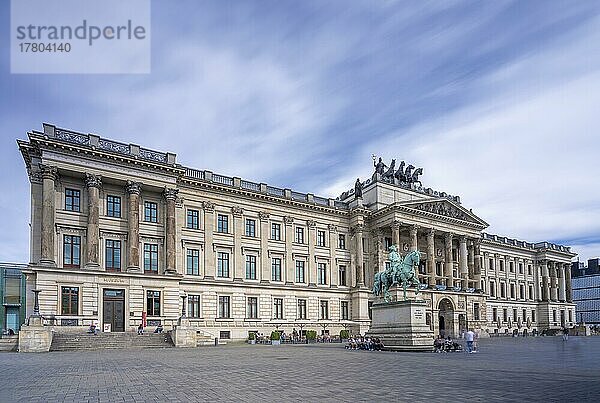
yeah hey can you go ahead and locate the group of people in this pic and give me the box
[345,335,383,351]
[433,329,477,353]
[137,323,163,335]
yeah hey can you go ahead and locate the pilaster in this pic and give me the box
[84,173,102,268]
[125,181,141,272]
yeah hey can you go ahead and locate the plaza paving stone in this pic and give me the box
[1,336,599,402]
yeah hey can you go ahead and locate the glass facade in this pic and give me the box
[1,266,26,334]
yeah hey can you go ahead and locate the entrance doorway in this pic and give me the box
[438,298,454,338]
[4,307,20,333]
[103,289,125,332]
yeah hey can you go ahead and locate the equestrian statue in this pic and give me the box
[373,245,422,302]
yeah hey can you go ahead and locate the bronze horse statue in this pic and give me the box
[373,246,422,301]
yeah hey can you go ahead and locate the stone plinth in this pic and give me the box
[367,300,434,352]
[18,318,53,353]
[173,318,197,348]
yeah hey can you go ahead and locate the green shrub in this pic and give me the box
[306,330,317,341]
[248,332,256,340]
[270,331,281,341]
[340,329,350,339]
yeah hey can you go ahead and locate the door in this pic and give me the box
[103,289,125,332]
[5,307,20,333]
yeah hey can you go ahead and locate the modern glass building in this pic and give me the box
[0,263,27,334]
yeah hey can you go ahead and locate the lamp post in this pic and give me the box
[32,289,42,316]
[180,294,187,318]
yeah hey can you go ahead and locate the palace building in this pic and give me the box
[17,123,576,340]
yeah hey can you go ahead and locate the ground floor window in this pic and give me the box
[341,301,349,320]
[146,290,161,316]
[320,300,329,320]
[473,303,480,320]
[492,307,497,322]
[61,286,79,315]
[220,331,231,339]
[532,309,536,322]
[274,298,284,319]
[219,296,230,318]
[188,295,201,317]
[297,299,307,319]
[247,297,258,319]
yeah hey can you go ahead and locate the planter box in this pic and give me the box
[271,340,280,345]
[248,339,256,345]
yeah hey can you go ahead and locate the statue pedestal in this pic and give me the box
[367,300,433,352]
[18,316,53,353]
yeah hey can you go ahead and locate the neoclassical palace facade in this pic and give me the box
[18,124,576,340]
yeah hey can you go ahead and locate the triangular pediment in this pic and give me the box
[399,199,489,227]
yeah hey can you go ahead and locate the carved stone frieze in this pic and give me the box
[283,215,294,225]
[85,173,102,189]
[231,206,243,217]
[203,201,215,212]
[327,224,338,232]
[306,220,316,228]
[413,201,469,221]
[258,211,270,221]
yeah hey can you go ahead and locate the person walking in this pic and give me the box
[562,326,569,341]
[465,328,475,353]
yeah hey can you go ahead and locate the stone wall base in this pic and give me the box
[18,325,53,353]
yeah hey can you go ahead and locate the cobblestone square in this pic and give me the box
[1,336,599,402]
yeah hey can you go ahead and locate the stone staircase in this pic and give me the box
[0,335,19,352]
[50,331,174,351]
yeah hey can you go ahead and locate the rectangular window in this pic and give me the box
[568,310,573,322]
[553,309,557,323]
[510,284,515,299]
[510,262,514,273]
[217,214,229,233]
[489,259,494,270]
[522,309,527,321]
[384,237,392,250]
[144,201,158,223]
[186,249,200,275]
[187,209,199,229]
[245,219,256,237]
[528,285,533,300]
[271,258,282,282]
[297,299,307,319]
[106,195,121,217]
[146,290,161,316]
[320,300,329,320]
[61,286,79,315]
[502,308,508,323]
[532,309,536,322]
[217,252,230,278]
[318,263,327,285]
[63,235,81,268]
[528,265,532,276]
[317,230,326,247]
[513,309,518,322]
[341,301,349,320]
[105,239,121,271]
[519,263,523,274]
[492,307,498,322]
[295,260,305,283]
[65,188,80,212]
[218,296,230,318]
[519,285,525,300]
[500,283,506,298]
[489,281,496,297]
[143,244,158,273]
[271,223,281,240]
[338,234,346,249]
[338,265,347,286]
[473,303,480,321]
[247,297,258,319]
[273,298,284,319]
[245,255,257,280]
[295,227,305,244]
[188,295,201,318]
[500,261,505,271]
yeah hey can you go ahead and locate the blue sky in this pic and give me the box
[1,0,599,263]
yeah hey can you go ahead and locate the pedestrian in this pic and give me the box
[465,328,475,353]
[137,323,144,335]
[562,326,569,341]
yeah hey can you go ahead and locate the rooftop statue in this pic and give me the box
[409,167,423,187]
[373,246,422,302]
[373,157,387,176]
[382,159,396,181]
[394,161,406,182]
[354,178,363,198]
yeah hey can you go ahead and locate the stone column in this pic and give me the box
[391,220,401,247]
[163,187,178,274]
[549,261,558,302]
[426,229,435,286]
[409,225,418,251]
[541,260,550,302]
[354,224,365,287]
[473,239,482,288]
[84,173,102,268]
[328,224,338,287]
[257,211,270,282]
[467,239,475,286]
[565,263,573,303]
[459,236,468,289]
[284,216,294,284]
[39,164,58,266]
[203,201,216,279]
[558,265,566,302]
[126,181,141,272]
[233,206,244,281]
[444,233,453,287]
[374,229,384,274]
[307,220,316,286]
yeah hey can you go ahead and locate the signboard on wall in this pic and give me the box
[103,323,111,332]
